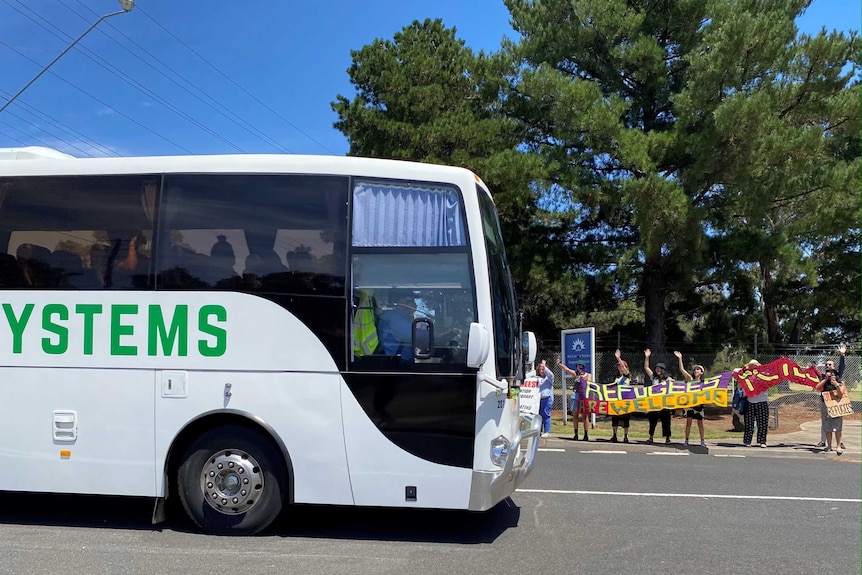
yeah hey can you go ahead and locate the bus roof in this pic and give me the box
[0,146,75,160]
[0,147,482,184]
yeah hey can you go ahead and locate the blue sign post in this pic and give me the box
[561,327,595,374]
[560,327,595,426]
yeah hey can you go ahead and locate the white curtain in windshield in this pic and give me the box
[352,182,465,247]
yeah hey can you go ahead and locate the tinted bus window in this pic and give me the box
[158,174,349,295]
[0,175,156,289]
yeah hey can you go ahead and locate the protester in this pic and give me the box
[609,349,631,443]
[740,360,770,448]
[537,359,554,438]
[814,368,846,455]
[644,349,673,444]
[674,351,706,447]
[558,359,592,441]
[815,344,847,449]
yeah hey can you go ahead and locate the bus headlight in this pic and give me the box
[490,435,510,468]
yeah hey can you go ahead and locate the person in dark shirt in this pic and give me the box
[815,344,846,449]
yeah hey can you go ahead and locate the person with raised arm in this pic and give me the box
[558,359,592,441]
[644,349,673,444]
[674,351,706,447]
[608,349,631,443]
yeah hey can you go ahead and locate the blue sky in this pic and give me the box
[0,0,858,158]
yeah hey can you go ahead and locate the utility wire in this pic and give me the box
[0,115,93,156]
[0,127,26,145]
[4,0,243,152]
[66,0,292,153]
[0,39,192,153]
[0,87,119,156]
[137,4,337,155]
[0,87,98,157]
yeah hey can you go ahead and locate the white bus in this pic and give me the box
[0,147,540,534]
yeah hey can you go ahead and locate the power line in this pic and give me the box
[66,0,293,153]
[0,114,94,156]
[0,38,192,153]
[4,0,244,152]
[136,4,337,155]
[0,127,26,145]
[0,87,119,156]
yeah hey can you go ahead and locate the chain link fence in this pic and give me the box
[536,348,860,420]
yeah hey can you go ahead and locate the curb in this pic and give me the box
[541,420,861,460]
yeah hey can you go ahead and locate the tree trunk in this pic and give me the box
[761,261,782,343]
[642,256,667,353]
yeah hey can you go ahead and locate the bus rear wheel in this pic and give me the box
[177,425,287,535]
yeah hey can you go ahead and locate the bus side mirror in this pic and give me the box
[412,318,433,359]
[523,331,536,364]
[466,322,490,368]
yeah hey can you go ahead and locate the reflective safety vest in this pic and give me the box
[352,290,379,356]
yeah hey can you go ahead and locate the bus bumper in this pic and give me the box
[468,414,541,511]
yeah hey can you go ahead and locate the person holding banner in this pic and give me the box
[644,349,673,444]
[609,349,631,443]
[741,359,770,448]
[537,359,554,438]
[814,368,846,455]
[558,359,591,441]
[674,351,706,447]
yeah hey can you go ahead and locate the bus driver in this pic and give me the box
[378,290,416,361]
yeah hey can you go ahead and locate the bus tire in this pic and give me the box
[177,425,286,535]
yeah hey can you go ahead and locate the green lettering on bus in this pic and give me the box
[3,303,33,354]
[148,304,188,356]
[42,304,69,354]
[198,305,227,357]
[75,304,103,355]
[110,304,138,356]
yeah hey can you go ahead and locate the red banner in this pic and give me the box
[732,358,821,397]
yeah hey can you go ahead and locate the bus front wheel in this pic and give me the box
[177,425,287,535]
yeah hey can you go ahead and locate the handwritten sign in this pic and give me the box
[520,377,540,415]
[823,386,854,418]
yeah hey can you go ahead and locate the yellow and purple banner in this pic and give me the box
[583,372,733,415]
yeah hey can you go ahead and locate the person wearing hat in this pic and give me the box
[558,358,592,441]
[740,359,770,448]
[609,349,632,443]
[674,351,706,447]
[644,349,673,444]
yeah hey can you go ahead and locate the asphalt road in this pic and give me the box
[0,447,858,575]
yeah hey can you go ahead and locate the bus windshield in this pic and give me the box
[477,185,520,381]
[350,180,476,371]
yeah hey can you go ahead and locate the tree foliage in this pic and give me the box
[503,0,859,349]
[332,3,860,349]
[331,18,584,334]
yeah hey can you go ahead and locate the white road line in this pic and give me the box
[580,450,627,454]
[646,451,690,456]
[714,454,747,458]
[538,448,566,452]
[515,489,862,503]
